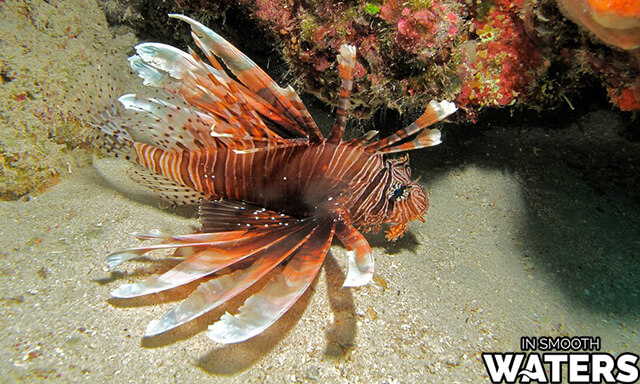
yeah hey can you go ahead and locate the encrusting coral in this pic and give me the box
[164,0,639,117]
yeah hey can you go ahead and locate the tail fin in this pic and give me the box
[88,105,136,160]
[66,62,136,160]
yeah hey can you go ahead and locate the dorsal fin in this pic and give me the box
[128,43,290,142]
[169,14,323,142]
[328,44,356,143]
[117,93,223,151]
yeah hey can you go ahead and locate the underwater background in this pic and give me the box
[1,0,638,382]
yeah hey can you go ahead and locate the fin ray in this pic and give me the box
[111,225,294,298]
[106,229,249,270]
[145,219,319,336]
[169,14,322,141]
[199,199,305,232]
[129,166,206,206]
[206,220,335,343]
[336,223,374,287]
[366,100,455,152]
[328,44,356,143]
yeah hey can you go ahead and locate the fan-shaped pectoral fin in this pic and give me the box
[111,226,293,299]
[144,220,318,336]
[336,223,374,287]
[206,220,335,343]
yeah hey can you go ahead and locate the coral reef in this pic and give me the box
[456,0,546,112]
[92,0,640,116]
[229,0,469,117]
[166,0,640,116]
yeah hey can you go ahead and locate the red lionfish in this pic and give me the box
[93,14,456,344]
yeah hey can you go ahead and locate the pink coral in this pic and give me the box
[254,0,294,32]
[379,0,463,60]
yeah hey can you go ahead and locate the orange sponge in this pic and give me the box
[557,0,640,50]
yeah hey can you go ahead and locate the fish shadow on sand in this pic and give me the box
[103,252,357,374]
[421,108,640,316]
[195,254,358,375]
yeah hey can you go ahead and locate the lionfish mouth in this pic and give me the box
[386,222,408,241]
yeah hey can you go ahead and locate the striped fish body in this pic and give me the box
[133,138,427,233]
[92,14,456,344]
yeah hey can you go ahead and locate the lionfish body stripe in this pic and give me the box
[90,14,457,344]
[133,139,394,221]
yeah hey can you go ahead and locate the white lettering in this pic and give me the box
[482,353,525,383]
[519,353,548,383]
[591,353,615,382]
[568,354,590,382]
[543,354,568,383]
[521,337,536,351]
[616,353,640,383]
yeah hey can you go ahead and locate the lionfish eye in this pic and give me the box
[390,185,408,201]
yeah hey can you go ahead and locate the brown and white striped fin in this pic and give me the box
[376,128,442,154]
[128,42,294,141]
[111,224,295,298]
[347,130,379,146]
[207,219,334,343]
[90,105,136,161]
[199,199,304,232]
[144,219,319,336]
[118,93,218,151]
[366,100,456,153]
[169,14,323,142]
[336,223,374,287]
[328,44,356,143]
[105,229,249,270]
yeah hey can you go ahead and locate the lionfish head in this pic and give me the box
[382,155,429,241]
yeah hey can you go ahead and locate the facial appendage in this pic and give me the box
[383,155,429,240]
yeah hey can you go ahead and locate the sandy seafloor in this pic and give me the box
[1,1,640,383]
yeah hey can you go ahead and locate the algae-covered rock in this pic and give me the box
[166,0,639,117]
[0,0,136,200]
